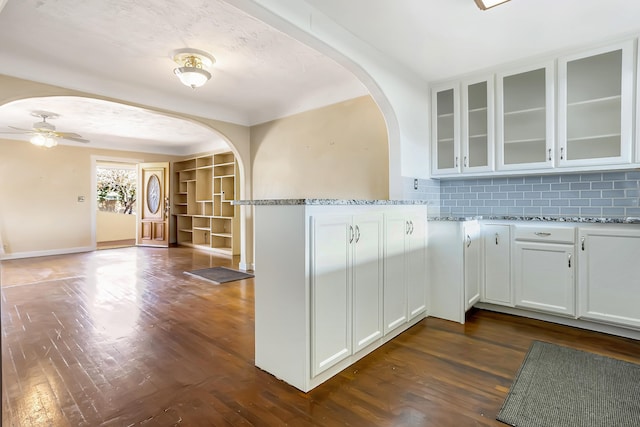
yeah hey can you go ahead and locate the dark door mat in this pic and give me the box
[185,267,254,284]
[497,340,640,427]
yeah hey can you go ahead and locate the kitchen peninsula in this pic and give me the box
[233,199,429,392]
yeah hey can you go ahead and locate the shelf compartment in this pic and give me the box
[212,217,232,234]
[214,152,235,165]
[174,158,196,171]
[193,216,211,229]
[504,140,547,165]
[196,168,213,201]
[566,135,621,160]
[214,163,235,177]
[567,49,622,104]
[177,230,193,244]
[196,155,214,168]
[221,201,235,218]
[193,229,210,246]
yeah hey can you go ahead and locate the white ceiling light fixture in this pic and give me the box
[475,0,511,10]
[171,48,216,89]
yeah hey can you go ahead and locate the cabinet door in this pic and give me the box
[383,214,409,333]
[482,225,512,306]
[464,222,481,311]
[558,41,634,167]
[352,213,384,352]
[431,83,461,175]
[497,62,554,170]
[406,214,427,320]
[578,229,640,328]
[310,215,352,377]
[462,77,494,173]
[514,241,575,316]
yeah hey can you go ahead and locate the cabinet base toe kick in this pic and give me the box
[475,303,640,341]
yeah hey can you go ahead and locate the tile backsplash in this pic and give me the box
[439,171,640,218]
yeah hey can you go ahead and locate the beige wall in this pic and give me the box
[0,139,179,256]
[0,77,390,263]
[96,211,136,242]
[250,96,389,199]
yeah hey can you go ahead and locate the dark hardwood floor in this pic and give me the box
[2,246,639,426]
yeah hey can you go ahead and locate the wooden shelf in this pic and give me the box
[173,151,239,256]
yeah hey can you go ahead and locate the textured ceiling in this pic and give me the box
[0,0,366,153]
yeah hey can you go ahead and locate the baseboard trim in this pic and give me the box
[0,246,95,260]
[238,262,255,272]
[475,303,640,341]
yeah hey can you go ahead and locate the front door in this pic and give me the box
[137,162,170,247]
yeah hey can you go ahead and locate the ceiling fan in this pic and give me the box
[0,111,90,147]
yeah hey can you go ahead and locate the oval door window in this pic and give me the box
[147,174,161,214]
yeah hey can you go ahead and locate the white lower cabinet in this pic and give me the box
[513,225,576,316]
[464,221,481,311]
[254,204,427,392]
[311,212,384,376]
[578,226,640,329]
[482,224,512,306]
[383,211,427,334]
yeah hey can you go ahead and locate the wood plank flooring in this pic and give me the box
[2,246,639,426]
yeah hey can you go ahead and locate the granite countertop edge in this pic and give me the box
[428,216,640,224]
[232,199,431,206]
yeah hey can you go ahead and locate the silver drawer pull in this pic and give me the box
[534,232,551,237]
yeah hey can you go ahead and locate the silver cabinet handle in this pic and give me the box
[534,232,551,237]
[349,225,354,243]
[455,156,459,168]
[548,148,552,161]
[355,225,360,243]
[466,234,471,248]
[560,147,564,160]
[464,156,468,167]
[410,220,414,235]
[406,221,410,235]
[568,253,572,268]
[495,233,499,245]
[581,236,585,251]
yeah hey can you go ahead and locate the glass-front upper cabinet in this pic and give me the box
[431,83,460,175]
[497,62,555,170]
[462,76,494,173]
[557,41,634,167]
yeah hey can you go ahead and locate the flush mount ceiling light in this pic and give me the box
[475,0,511,10]
[171,48,215,89]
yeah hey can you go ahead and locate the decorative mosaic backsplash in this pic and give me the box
[438,171,640,219]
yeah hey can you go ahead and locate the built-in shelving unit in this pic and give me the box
[173,152,239,256]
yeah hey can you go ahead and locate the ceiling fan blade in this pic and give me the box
[61,135,90,143]
[7,126,35,133]
[56,132,83,138]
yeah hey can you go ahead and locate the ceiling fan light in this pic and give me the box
[43,137,58,148]
[173,67,212,89]
[474,0,511,10]
[30,134,46,146]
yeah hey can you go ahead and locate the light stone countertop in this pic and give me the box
[232,199,432,206]
[428,216,640,224]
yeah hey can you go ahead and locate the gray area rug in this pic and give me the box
[497,341,640,427]
[185,267,254,284]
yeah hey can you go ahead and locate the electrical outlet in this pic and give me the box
[77,196,85,202]
[414,179,419,190]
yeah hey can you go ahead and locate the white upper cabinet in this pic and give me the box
[431,83,460,175]
[462,76,494,173]
[558,41,634,167]
[497,62,555,171]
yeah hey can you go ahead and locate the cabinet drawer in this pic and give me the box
[514,225,575,244]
